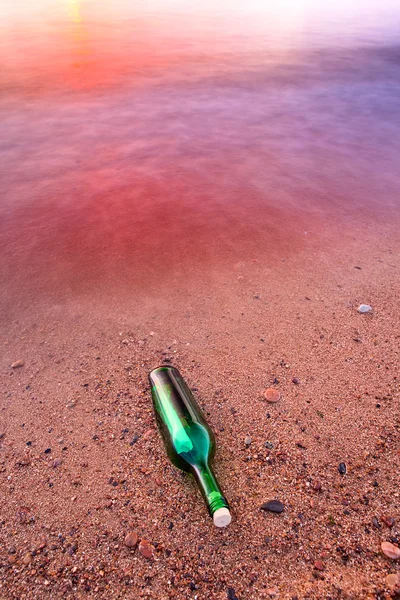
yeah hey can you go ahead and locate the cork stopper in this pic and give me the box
[213,507,231,527]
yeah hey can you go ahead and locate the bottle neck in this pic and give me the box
[191,462,229,516]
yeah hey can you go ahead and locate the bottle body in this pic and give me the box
[149,366,231,527]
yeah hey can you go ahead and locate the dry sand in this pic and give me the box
[1,223,400,599]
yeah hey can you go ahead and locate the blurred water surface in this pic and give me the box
[1,0,400,306]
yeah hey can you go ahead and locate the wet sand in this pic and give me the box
[1,1,400,598]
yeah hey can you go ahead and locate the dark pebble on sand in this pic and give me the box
[44,448,51,454]
[264,441,274,449]
[68,543,78,555]
[372,516,381,529]
[338,462,347,475]
[227,587,240,600]
[261,500,285,513]
[382,516,395,528]
[292,377,300,384]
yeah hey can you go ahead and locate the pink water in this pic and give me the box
[1,0,400,317]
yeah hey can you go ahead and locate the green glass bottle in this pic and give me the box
[149,366,231,527]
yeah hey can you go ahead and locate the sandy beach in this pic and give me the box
[1,1,400,598]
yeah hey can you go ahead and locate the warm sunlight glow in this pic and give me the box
[68,0,83,24]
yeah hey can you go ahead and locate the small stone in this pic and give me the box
[227,588,239,600]
[372,516,381,529]
[338,462,347,475]
[138,539,154,559]
[382,516,395,528]
[8,555,17,564]
[313,480,322,492]
[261,500,285,514]
[313,560,324,571]
[264,441,274,449]
[44,448,51,454]
[124,532,138,548]
[264,388,280,403]
[68,542,78,555]
[22,552,32,565]
[292,377,300,385]
[381,541,400,560]
[386,573,399,588]
[52,459,62,468]
[11,360,24,368]
[357,304,372,313]
[244,436,252,447]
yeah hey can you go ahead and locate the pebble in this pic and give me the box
[386,573,399,588]
[358,304,372,313]
[313,480,322,492]
[292,377,300,385]
[264,388,280,403]
[68,542,78,555]
[264,441,274,449]
[124,532,138,548]
[381,541,400,560]
[261,500,285,514]
[22,552,32,565]
[11,360,24,368]
[227,587,239,600]
[313,560,324,571]
[382,516,395,528]
[244,436,252,447]
[372,516,381,529]
[338,462,347,475]
[52,459,62,468]
[138,539,154,559]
